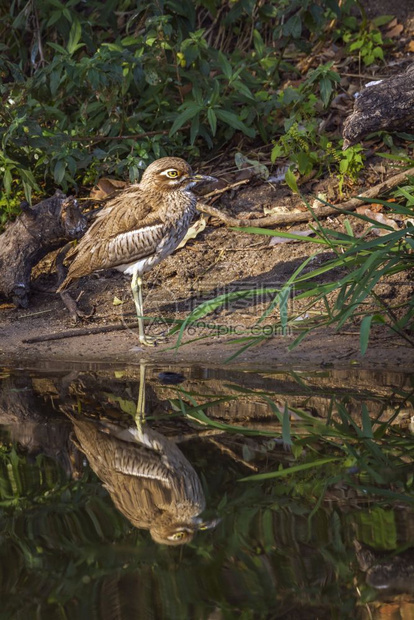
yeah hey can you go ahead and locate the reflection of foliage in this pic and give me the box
[0,440,356,618]
[1,368,414,617]
[170,381,414,505]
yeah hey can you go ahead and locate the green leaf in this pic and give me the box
[47,10,64,27]
[296,152,312,175]
[3,169,12,194]
[360,314,372,356]
[22,181,32,205]
[350,39,364,51]
[372,15,394,27]
[232,80,254,100]
[361,404,373,439]
[283,14,302,38]
[282,404,292,446]
[47,42,68,55]
[207,108,217,136]
[50,69,62,97]
[319,76,332,107]
[54,160,66,184]
[344,219,354,237]
[217,51,232,80]
[253,29,265,55]
[271,143,283,162]
[67,19,83,55]
[339,158,349,173]
[240,458,340,481]
[214,109,255,137]
[169,104,202,136]
[285,168,299,193]
[190,115,199,145]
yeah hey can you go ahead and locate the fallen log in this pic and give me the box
[0,192,87,308]
[198,166,414,228]
[342,64,414,149]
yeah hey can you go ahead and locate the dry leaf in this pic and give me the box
[407,40,414,52]
[357,208,400,235]
[0,303,15,309]
[176,217,207,249]
[263,204,294,215]
[90,178,127,199]
[369,203,384,213]
[385,23,403,38]
[312,193,328,209]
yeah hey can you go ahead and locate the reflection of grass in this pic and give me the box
[171,380,414,505]
[1,371,413,618]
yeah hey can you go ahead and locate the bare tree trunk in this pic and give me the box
[0,192,86,308]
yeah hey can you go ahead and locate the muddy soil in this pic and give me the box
[1,174,413,370]
[0,1,413,371]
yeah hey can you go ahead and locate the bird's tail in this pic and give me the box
[56,273,74,293]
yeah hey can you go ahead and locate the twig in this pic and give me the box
[203,179,250,198]
[205,437,259,472]
[18,309,53,319]
[70,126,190,143]
[199,167,414,228]
[23,322,136,344]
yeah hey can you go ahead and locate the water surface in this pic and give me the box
[1,362,413,619]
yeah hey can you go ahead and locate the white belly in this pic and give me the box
[116,206,195,277]
[116,258,150,276]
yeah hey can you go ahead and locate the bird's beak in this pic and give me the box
[190,173,218,184]
[196,517,222,530]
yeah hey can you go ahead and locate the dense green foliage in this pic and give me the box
[1,0,360,209]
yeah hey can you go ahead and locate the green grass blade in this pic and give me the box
[360,315,373,355]
[239,457,341,481]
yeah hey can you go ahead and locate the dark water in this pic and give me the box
[0,362,413,619]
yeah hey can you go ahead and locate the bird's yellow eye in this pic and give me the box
[166,169,180,178]
[170,531,185,540]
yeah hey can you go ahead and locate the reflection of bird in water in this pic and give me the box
[67,365,219,545]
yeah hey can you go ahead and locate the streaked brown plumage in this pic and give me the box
[58,157,216,345]
[68,413,218,545]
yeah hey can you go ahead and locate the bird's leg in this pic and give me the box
[130,271,157,346]
[135,359,146,434]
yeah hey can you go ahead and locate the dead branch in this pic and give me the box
[203,179,250,199]
[198,167,414,228]
[23,322,135,344]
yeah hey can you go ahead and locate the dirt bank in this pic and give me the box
[1,177,412,371]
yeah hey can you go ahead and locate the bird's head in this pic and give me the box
[140,157,216,192]
[150,517,221,546]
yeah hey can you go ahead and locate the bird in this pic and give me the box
[67,413,219,545]
[57,157,216,346]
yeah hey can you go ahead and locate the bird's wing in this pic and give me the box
[86,185,164,239]
[63,187,166,278]
[70,416,174,484]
